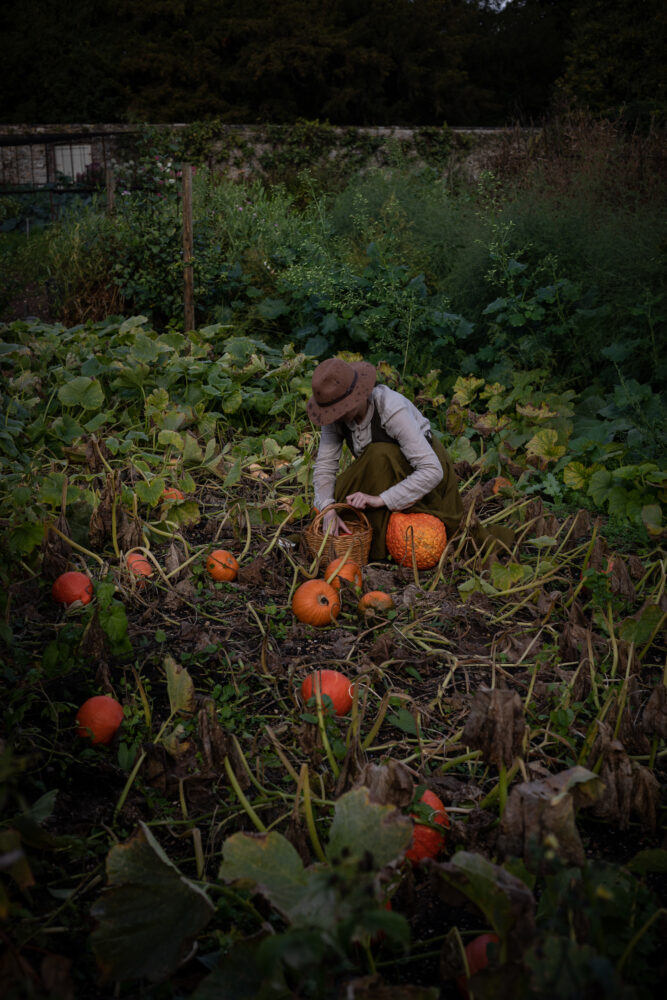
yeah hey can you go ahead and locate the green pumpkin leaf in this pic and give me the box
[91,822,213,982]
[135,477,166,506]
[219,831,309,918]
[58,376,105,410]
[641,504,663,536]
[164,654,195,717]
[562,462,589,491]
[326,788,412,869]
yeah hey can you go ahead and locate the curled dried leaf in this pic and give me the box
[462,688,526,769]
[355,760,415,809]
[642,684,667,739]
[497,767,603,867]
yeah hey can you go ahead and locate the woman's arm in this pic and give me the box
[312,424,352,535]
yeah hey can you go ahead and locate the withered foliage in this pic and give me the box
[586,723,661,832]
[462,688,526,769]
[355,760,415,809]
[497,767,604,867]
[642,684,667,739]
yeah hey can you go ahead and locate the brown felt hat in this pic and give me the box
[307,358,377,425]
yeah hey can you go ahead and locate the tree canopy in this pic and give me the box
[1,0,664,125]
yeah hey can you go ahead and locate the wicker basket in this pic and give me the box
[302,503,372,567]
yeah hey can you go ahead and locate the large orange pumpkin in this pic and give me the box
[386,512,447,569]
[292,579,340,627]
[301,669,354,716]
[324,556,363,592]
[52,571,94,607]
[405,789,450,864]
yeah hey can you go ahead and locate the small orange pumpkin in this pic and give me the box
[76,695,124,745]
[161,486,185,501]
[357,590,395,614]
[301,669,354,716]
[292,579,341,627]
[206,549,239,582]
[405,789,450,864]
[324,556,363,592]
[51,571,94,607]
[127,552,154,586]
[386,512,447,569]
[456,933,500,998]
[491,476,512,495]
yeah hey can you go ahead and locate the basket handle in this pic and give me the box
[311,502,371,535]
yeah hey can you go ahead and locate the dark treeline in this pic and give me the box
[1,0,665,125]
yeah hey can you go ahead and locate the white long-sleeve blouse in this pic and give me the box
[312,384,443,512]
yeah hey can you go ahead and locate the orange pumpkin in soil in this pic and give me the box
[357,590,395,614]
[76,695,124,745]
[52,571,94,607]
[405,789,450,864]
[301,669,354,716]
[491,476,512,494]
[126,552,154,586]
[292,579,341,627]
[206,549,239,582]
[386,512,447,569]
[324,556,363,592]
[456,933,500,998]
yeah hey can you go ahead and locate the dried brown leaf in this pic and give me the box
[355,760,415,808]
[462,688,526,769]
[497,768,603,866]
[630,762,660,832]
[162,579,197,611]
[642,684,667,738]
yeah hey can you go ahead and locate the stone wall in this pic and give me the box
[0,123,537,190]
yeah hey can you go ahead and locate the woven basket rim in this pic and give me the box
[303,503,372,566]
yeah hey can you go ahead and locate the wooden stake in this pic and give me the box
[182,164,195,332]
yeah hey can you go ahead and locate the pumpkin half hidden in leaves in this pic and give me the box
[301,669,354,716]
[51,571,94,607]
[324,556,363,592]
[292,579,340,627]
[405,788,450,863]
[126,552,154,587]
[456,933,500,999]
[385,512,447,569]
[76,695,124,745]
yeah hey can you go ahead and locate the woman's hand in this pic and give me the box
[345,492,384,509]
[322,510,352,536]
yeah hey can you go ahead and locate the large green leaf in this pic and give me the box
[90,823,214,982]
[219,831,309,918]
[326,787,412,868]
[57,376,105,410]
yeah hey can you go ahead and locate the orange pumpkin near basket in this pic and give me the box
[385,512,447,569]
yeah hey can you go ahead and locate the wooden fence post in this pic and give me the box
[182,164,195,332]
[106,168,115,213]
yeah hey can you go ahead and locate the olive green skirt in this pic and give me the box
[333,439,514,561]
